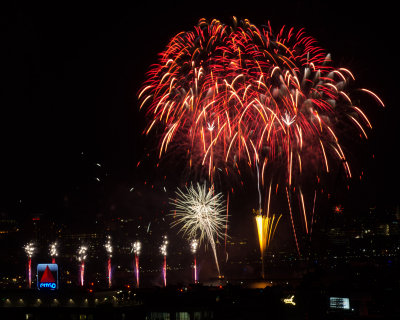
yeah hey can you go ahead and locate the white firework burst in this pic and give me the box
[170,182,226,275]
[190,239,198,254]
[160,236,168,256]
[105,236,112,258]
[77,245,88,262]
[132,241,141,256]
[49,242,58,258]
[24,242,35,258]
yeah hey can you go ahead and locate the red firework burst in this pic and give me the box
[139,17,383,184]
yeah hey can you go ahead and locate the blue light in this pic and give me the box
[39,282,56,289]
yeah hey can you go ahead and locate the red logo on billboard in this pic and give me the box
[40,265,56,283]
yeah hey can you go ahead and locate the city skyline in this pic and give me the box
[1,0,399,288]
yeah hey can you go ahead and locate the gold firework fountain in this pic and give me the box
[253,209,281,279]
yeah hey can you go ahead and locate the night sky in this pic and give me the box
[1,1,398,239]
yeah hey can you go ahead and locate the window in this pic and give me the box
[176,312,190,320]
[147,312,170,320]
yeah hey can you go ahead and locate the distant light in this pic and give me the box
[283,295,296,306]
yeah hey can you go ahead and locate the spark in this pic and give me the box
[281,112,297,126]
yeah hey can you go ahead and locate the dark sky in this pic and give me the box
[0,0,398,232]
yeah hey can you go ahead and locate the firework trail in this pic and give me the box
[24,242,35,289]
[49,242,58,264]
[77,245,88,286]
[132,241,141,288]
[105,236,113,288]
[170,182,226,276]
[190,239,199,282]
[140,17,384,253]
[160,236,168,287]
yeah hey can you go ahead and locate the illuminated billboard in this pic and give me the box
[37,264,58,290]
[329,297,350,310]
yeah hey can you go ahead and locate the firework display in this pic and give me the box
[171,182,226,276]
[105,236,113,288]
[24,242,35,289]
[140,17,384,254]
[160,236,168,287]
[17,17,385,291]
[190,239,199,282]
[1,5,392,315]
[132,241,141,287]
[77,245,88,286]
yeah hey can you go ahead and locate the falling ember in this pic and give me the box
[24,242,35,289]
[160,236,168,287]
[132,241,141,288]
